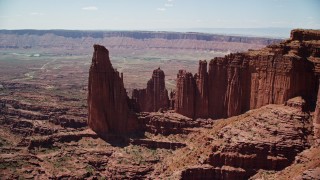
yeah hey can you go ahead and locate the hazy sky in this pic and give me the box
[0,0,319,30]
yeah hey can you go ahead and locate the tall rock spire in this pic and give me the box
[175,70,195,118]
[88,44,135,136]
[194,60,209,118]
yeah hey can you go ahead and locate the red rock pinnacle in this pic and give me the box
[88,44,136,136]
[132,67,169,112]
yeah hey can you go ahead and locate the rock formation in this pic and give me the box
[175,70,196,118]
[168,90,175,110]
[180,97,313,179]
[87,44,136,136]
[175,29,320,119]
[195,60,209,118]
[132,68,169,112]
[314,87,320,145]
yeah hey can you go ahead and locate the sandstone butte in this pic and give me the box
[87,45,137,137]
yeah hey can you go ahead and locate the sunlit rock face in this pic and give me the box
[175,29,319,120]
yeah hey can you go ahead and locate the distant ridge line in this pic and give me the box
[0,29,282,44]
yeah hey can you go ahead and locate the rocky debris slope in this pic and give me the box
[87,44,137,136]
[179,97,313,179]
[0,96,87,138]
[175,29,320,119]
[132,67,169,112]
[0,127,169,179]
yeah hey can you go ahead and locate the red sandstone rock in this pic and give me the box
[194,60,209,118]
[290,29,320,41]
[208,58,228,119]
[132,68,169,112]
[199,97,313,179]
[137,111,199,135]
[181,165,247,180]
[175,29,320,120]
[314,80,320,145]
[175,70,195,118]
[130,139,186,150]
[87,44,137,136]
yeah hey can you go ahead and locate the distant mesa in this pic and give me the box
[0,29,282,54]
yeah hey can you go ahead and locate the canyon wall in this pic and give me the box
[175,29,320,119]
[87,45,136,136]
[132,68,169,112]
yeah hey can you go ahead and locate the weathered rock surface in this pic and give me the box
[313,79,320,145]
[290,29,320,41]
[195,60,209,118]
[185,97,313,179]
[132,68,169,112]
[250,146,320,180]
[181,165,247,180]
[175,70,196,118]
[175,29,320,119]
[137,111,201,136]
[88,44,137,135]
[130,139,186,150]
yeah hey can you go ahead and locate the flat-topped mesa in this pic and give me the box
[132,67,169,112]
[175,29,319,120]
[290,29,320,41]
[88,44,137,136]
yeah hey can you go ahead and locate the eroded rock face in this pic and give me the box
[137,111,199,136]
[179,97,313,179]
[290,29,320,41]
[195,60,209,118]
[175,70,196,118]
[132,68,169,112]
[88,44,136,135]
[208,97,312,177]
[313,81,320,145]
[175,29,320,119]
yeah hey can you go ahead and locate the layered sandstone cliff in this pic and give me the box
[88,45,136,136]
[175,29,320,119]
[132,68,169,112]
[180,97,313,179]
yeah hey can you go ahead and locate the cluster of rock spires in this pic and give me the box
[87,29,320,142]
[175,29,319,120]
[132,68,169,112]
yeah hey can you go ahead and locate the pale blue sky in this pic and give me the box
[0,0,319,30]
